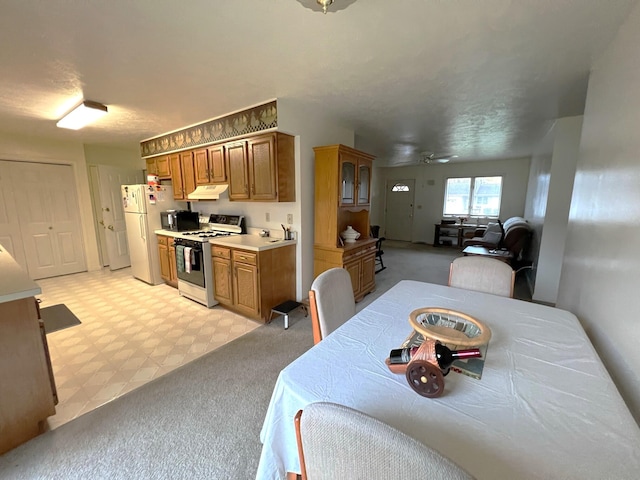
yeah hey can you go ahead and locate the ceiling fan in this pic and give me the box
[420,152,458,164]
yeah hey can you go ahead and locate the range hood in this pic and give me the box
[187,184,229,200]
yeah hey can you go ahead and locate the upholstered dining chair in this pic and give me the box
[448,256,515,298]
[309,268,356,344]
[293,402,475,480]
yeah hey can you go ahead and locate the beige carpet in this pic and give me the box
[0,241,530,479]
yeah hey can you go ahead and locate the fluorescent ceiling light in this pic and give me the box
[56,100,108,130]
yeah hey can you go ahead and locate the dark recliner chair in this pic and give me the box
[463,216,532,260]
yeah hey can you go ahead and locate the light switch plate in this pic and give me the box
[287,214,293,224]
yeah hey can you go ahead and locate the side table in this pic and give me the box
[462,245,514,263]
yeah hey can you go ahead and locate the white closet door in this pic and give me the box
[12,162,87,279]
[0,161,28,271]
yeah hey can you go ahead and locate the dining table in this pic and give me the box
[255,280,640,480]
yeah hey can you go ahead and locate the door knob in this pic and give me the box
[48,226,53,230]
[99,220,105,226]
[108,225,114,231]
[104,207,110,212]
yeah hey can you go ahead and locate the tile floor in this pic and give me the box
[38,267,261,430]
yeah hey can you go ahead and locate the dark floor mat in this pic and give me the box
[40,304,81,334]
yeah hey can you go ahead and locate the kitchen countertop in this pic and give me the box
[154,230,296,252]
[208,235,297,252]
[0,244,41,304]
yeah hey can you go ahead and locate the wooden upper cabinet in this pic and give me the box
[147,156,171,178]
[169,153,184,199]
[194,148,210,185]
[180,151,196,198]
[226,140,250,200]
[207,145,226,183]
[168,151,196,200]
[156,156,171,178]
[147,131,293,202]
[248,134,278,201]
[226,132,294,202]
[146,158,158,175]
[195,146,226,185]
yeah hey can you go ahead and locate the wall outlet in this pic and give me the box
[287,213,293,224]
[266,212,270,222]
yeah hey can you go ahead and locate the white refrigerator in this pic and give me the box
[122,184,181,285]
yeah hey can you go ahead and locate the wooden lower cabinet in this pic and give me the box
[233,251,260,317]
[313,238,377,301]
[0,297,57,454]
[211,246,233,304]
[211,244,296,322]
[157,235,177,288]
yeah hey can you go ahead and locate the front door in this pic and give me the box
[385,179,415,241]
[97,165,143,270]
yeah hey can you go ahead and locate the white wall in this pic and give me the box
[0,132,101,271]
[523,123,554,294]
[530,116,582,304]
[372,158,531,243]
[557,2,640,423]
[84,144,143,169]
[194,98,354,299]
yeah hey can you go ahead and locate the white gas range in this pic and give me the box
[170,214,245,307]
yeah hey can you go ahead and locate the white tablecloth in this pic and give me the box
[256,281,640,480]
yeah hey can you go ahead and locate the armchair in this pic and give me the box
[463,216,531,259]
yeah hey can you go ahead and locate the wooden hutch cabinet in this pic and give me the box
[313,144,376,301]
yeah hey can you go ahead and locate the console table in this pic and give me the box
[433,223,485,247]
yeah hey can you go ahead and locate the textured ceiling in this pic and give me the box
[0,0,637,166]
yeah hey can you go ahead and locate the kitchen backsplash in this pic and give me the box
[193,200,297,239]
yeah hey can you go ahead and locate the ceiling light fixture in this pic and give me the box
[317,0,333,13]
[297,0,357,14]
[56,100,108,130]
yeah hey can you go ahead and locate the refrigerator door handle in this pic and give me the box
[139,215,146,241]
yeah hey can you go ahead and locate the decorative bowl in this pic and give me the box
[340,225,360,243]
